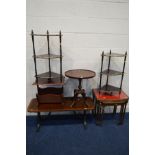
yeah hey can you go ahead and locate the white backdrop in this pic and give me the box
[26,0,129,114]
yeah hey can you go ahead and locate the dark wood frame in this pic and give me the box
[31,30,64,103]
[92,89,128,125]
[30,33,96,130]
[31,30,65,131]
[99,50,127,94]
[94,50,128,124]
[31,30,63,86]
[65,69,96,107]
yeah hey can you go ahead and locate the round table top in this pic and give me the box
[65,69,96,79]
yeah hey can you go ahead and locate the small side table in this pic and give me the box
[92,89,129,125]
[65,69,96,107]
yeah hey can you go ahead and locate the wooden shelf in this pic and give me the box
[34,54,62,59]
[36,71,63,79]
[101,69,123,76]
[33,72,65,85]
[27,97,94,112]
[33,78,64,86]
[103,53,126,57]
[100,85,120,92]
[31,30,64,87]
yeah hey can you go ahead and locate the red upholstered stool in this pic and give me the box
[92,89,129,125]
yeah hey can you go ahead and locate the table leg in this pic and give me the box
[83,110,87,129]
[118,104,126,125]
[96,102,103,125]
[93,94,97,117]
[81,89,89,107]
[36,112,41,132]
[78,78,82,90]
[41,112,52,120]
[70,90,78,107]
[73,111,77,119]
[71,78,88,107]
[99,104,104,125]
[120,103,127,124]
[113,105,117,117]
[122,103,127,119]
[95,101,99,125]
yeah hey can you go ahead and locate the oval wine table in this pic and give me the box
[65,69,96,107]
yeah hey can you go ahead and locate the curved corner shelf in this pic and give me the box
[33,71,65,85]
[103,53,126,57]
[34,54,62,59]
[101,69,123,76]
[99,51,127,94]
[35,71,63,79]
[33,77,65,86]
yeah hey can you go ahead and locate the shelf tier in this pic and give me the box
[33,78,64,86]
[101,69,123,76]
[103,53,126,57]
[100,85,120,93]
[34,54,62,59]
[36,71,63,79]
[33,72,65,85]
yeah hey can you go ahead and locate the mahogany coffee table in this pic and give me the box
[65,69,96,107]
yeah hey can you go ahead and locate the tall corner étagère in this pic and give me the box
[31,30,65,105]
[99,50,127,95]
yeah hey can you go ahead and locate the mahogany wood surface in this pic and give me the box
[65,69,96,79]
[33,77,65,85]
[27,97,94,112]
[33,72,65,85]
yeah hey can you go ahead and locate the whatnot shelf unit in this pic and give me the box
[99,50,127,94]
[31,30,64,105]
